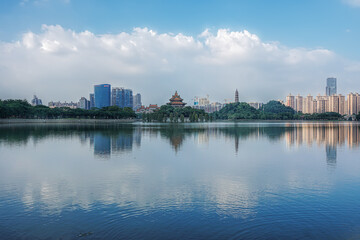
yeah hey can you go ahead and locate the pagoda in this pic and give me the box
[167,91,186,108]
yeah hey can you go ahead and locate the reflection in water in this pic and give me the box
[91,129,140,158]
[93,134,111,157]
[326,145,337,167]
[1,122,360,239]
[283,123,360,167]
[1,123,360,161]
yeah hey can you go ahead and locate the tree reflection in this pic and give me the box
[1,122,360,163]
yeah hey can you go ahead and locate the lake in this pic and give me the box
[0,122,360,239]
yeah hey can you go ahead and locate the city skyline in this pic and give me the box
[1,1,360,105]
[30,77,360,115]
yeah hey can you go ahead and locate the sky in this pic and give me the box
[0,0,360,105]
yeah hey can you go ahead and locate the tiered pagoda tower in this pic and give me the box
[235,89,239,103]
[167,91,186,108]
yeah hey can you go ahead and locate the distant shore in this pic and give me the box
[0,119,138,124]
[0,119,356,125]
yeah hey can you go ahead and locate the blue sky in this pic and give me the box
[0,0,360,104]
[1,0,359,59]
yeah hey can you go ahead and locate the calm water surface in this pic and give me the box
[0,122,360,239]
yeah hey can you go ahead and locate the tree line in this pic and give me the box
[1,99,356,121]
[142,105,211,122]
[212,101,345,121]
[0,99,136,119]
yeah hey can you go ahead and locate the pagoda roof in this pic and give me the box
[169,102,186,105]
[167,91,187,107]
[169,91,183,101]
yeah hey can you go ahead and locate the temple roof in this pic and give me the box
[167,91,186,107]
[169,91,183,102]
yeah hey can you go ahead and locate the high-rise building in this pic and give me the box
[111,87,134,109]
[339,94,346,115]
[94,84,111,109]
[313,99,318,113]
[79,97,90,110]
[329,95,339,113]
[326,77,337,96]
[303,94,314,114]
[124,89,133,108]
[316,95,329,113]
[31,95,43,106]
[112,87,125,108]
[235,89,239,103]
[89,93,95,109]
[133,93,142,111]
[295,94,303,112]
[344,99,348,115]
[287,92,353,115]
[285,94,295,109]
[357,93,360,115]
[347,93,357,115]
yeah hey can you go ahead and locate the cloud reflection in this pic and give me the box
[0,122,359,218]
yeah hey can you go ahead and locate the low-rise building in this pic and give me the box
[136,104,160,114]
[48,101,78,109]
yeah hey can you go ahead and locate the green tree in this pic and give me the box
[142,113,146,122]
[199,114,204,122]
[180,114,185,123]
[205,113,209,122]
[174,112,178,123]
[169,113,174,122]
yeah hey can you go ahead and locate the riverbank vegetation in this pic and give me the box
[0,99,136,119]
[142,105,211,122]
[213,101,344,121]
[0,99,350,121]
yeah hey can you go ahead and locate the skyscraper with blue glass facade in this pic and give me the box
[94,84,111,108]
[111,88,124,108]
[124,89,133,108]
[111,87,133,108]
[326,78,337,96]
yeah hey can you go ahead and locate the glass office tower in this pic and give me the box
[111,88,125,108]
[89,93,95,109]
[326,78,337,96]
[110,87,133,109]
[124,89,133,108]
[94,84,111,108]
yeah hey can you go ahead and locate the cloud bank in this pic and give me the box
[343,0,360,7]
[0,25,359,105]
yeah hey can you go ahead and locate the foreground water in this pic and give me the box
[0,122,360,239]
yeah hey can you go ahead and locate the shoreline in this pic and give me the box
[0,118,138,124]
[0,118,356,125]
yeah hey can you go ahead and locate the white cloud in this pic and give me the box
[0,25,359,105]
[343,0,360,7]
[20,0,69,7]
[19,0,29,6]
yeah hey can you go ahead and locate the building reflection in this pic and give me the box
[0,123,359,162]
[284,123,360,167]
[284,123,360,148]
[148,123,360,158]
[94,134,111,157]
[88,127,141,158]
[326,145,337,167]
